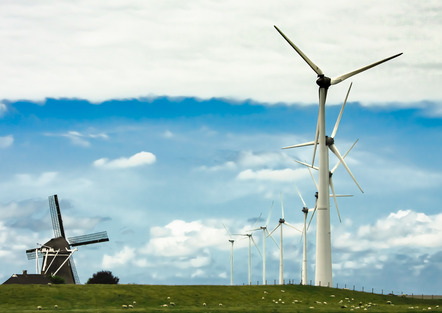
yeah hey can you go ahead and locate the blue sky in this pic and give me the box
[0,0,441,295]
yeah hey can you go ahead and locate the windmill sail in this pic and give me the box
[68,231,109,247]
[70,256,80,284]
[49,195,65,238]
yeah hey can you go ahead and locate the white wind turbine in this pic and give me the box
[268,194,301,285]
[288,82,358,223]
[296,137,358,226]
[249,201,276,285]
[233,230,261,285]
[223,224,236,286]
[296,188,316,285]
[274,25,402,286]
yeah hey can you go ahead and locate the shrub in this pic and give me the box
[86,270,119,284]
[49,275,65,284]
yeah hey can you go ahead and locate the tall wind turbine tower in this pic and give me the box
[274,25,402,287]
[223,224,236,286]
[268,194,301,285]
[250,201,275,285]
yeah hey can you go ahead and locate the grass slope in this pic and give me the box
[0,284,440,312]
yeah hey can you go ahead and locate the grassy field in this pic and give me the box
[0,284,440,312]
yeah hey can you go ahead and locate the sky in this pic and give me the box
[0,0,441,295]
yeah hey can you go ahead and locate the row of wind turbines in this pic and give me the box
[223,25,402,287]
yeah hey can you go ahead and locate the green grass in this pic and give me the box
[0,284,440,312]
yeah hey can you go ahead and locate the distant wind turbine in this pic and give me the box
[268,194,301,285]
[223,224,236,286]
[249,201,277,285]
[274,24,402,286]
[296,188,316,285]
[233,213,262,285]
[296,137,358,227]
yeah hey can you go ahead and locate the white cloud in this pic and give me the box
[0,135,13,148]
[144,219,226,257]
[198,161,236,172]
[237,168,307,182]
[52,131,109,147]
[102,246,136,268]
[14,172,58,187]
[237,150,294,168]
[334,210,442,253]
[93,151,156,169]
[198,150,298,173]
[163,130,174,138]
[0,1,437,105]
[0,103,7,117]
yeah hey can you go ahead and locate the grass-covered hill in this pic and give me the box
[0,284,440,312]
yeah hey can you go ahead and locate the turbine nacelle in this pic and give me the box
[316,75,331,88]
[325,136,335,146]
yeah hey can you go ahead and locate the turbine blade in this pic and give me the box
[252,212,263,230]
[312,107,320,166]
[295,159,319,171]
[331,138,359,174]
[265,201,274,227]
[282,140,315,150]
[297,188,307,207]
[274,25,324,76]
[329,177,342,223]
[284,221,302,233]
[280,193,285,219]
[251,236,262,257]
[266,229,280,249]
[268,224,280,238]
[223,224,232,238]
[331,83,353,138]
[330,53,403,85]
[308,166,319,190]
[329,144,364,193]
[307,202,317,231]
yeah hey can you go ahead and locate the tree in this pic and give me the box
[86,270,119,284]
[48,275,65,284]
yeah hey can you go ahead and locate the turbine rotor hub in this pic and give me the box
[302,207,309,214]
[316,75,331,88]
[325,136,335,146]
[279,218,285,224]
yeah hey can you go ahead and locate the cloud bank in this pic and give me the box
[94,151,156,169]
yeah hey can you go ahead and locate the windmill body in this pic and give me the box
[274,25,401,286]
[25,195,109,284]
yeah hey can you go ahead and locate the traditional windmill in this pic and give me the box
[25,195,109,284]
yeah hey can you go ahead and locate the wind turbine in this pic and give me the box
[274,25,402,286]
[249,201,276,285]
[233,231,261,285]
[223,224,236,286]
[268,194,301,285]
[295,136,359,225]
[296,189,316,285]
